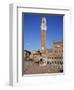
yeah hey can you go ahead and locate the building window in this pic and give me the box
[55,61,56,64]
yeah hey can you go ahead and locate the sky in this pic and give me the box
[23,13,63,51]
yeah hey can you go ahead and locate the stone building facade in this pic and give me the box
[46,41,63,60]
[30,41,63,62]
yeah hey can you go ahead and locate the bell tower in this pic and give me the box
[41,17,47,50]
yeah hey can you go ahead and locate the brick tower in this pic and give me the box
[41,17,47,50]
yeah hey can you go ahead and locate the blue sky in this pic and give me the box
[23,14,63,51]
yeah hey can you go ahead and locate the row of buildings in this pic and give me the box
[24,41,63,63]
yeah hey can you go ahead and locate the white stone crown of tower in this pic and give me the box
[41,17,47,31]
